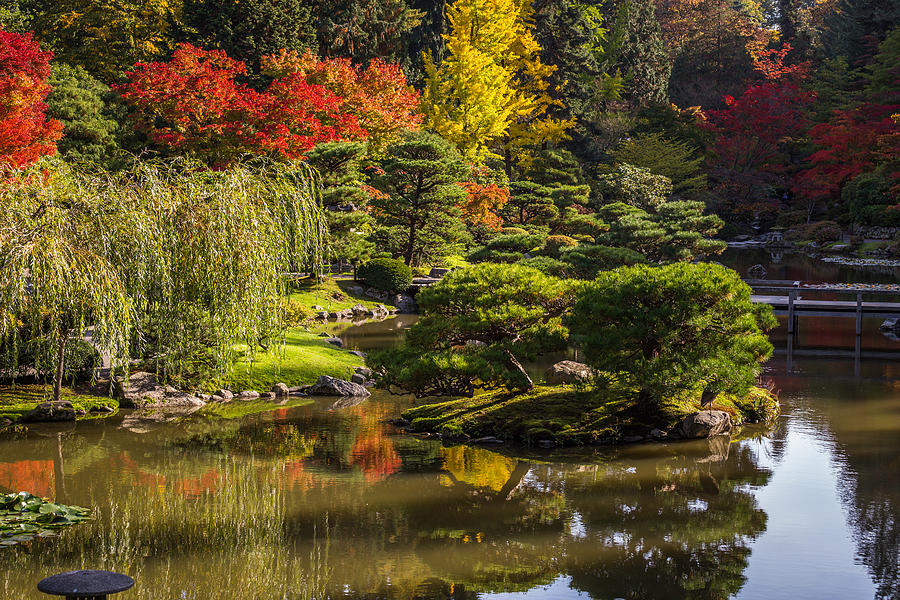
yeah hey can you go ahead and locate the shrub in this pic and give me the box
[844,173,899,226]
[467,249,526,264]
[0,336,100,383]
[559,244,646,279]
[358,258,413,292]
[502,227,527,235]
[809,220,842,243]
[542,235,579,257]
[281,298,311,327]
[467,233,546,264]
[517,256,574,278]
[774,210,809,229]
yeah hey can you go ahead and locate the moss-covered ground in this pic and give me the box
[288,276,397,313]
[0,385,118,424]
[402,384,778,446]
[229,328,363,392]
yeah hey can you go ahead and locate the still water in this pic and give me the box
[1,250,899,600]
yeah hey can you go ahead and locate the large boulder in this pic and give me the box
[22,401,77,423]
[307,375,370,398]
[544,361,593,385]
[429,267,452,278]
[329,309,354,320]
[746,264,767,279]
[351,303,369,316]
[272,383,290,397]
[324,337,343,348]
[679,411,733,439]
[365,287,389,301]
[389,293,418,314]
[115,372,205,408]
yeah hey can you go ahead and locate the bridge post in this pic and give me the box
[787,289,796,336]
[856,292,863,337]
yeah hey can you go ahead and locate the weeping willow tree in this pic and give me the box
[122,159,328,386]
[0,158,328,398]
[0,167,133,403]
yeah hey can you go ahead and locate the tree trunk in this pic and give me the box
[54,432,67,503]
[53,334,68,404]
[405,219,416,266]
[505,349,533,391]
[636,388,655,417]
[496,461,531,501]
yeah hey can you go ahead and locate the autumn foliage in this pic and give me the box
[0,31,62,169]
[458,182,509,229]
[118,43,419,164]
[707,45,812,175]
[705,45,813,215]
[795,103,900,203]
[262,49,421,149]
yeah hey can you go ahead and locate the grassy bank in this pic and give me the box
[402,384,778,446]
[0,385,118,424]
[289,277,397,312]
[230,328,363,392]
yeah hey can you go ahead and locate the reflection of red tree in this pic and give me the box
[176,469,222,498]
[113,453,221,498]
[280,459,315,491]
[0,460,54,498]
[344,402,402,482]
[350,436,401,483]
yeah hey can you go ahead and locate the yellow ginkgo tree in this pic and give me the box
[421,0,572,167]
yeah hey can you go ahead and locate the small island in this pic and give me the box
[373,262,778,447]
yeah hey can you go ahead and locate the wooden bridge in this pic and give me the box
[746,279,900,374]
[747,279,900,337]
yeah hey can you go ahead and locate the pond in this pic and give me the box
[1,250,899,600]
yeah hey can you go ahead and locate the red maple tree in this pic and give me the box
[261,49,421,149]
[0,31,62,170]
[705,44,813,217]
[458,181,509,230]
[794,103,899,204]
[118,44,419,165]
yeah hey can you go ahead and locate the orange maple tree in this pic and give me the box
[0,30,62,169]
[458,181,509,230]
[261,49,421,149]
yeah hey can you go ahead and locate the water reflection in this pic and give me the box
[0,395,775,600]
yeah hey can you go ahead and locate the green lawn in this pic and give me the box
[229,328,363,392]
[0,385,118,423]
[288,277,397,312]
[402,384,777,446]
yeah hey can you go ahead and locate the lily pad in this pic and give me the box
[0,492,92,548]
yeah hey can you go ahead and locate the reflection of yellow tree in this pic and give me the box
[439,446,518,492]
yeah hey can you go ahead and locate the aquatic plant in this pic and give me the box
[0,492,91,548]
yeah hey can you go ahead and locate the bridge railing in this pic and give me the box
[744,280,900,337]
